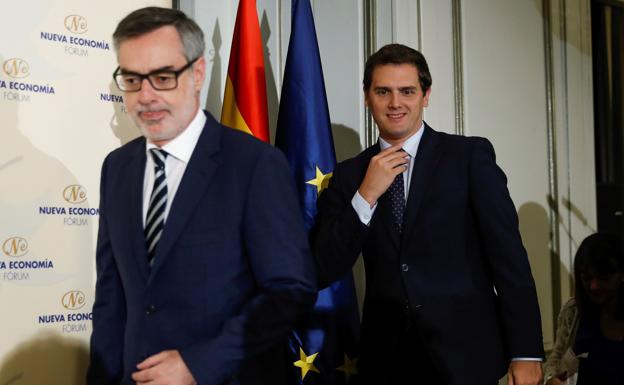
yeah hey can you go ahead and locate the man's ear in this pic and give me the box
[423,87,431,108]
[192,56,206,92]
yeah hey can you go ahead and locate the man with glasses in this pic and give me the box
[88,7,317,385]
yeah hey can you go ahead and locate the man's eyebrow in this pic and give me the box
[118,65,176,74]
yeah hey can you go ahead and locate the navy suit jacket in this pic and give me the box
[312,125,543,385]
[87,112,317,385]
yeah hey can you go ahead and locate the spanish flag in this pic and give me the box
[221,0,269,142]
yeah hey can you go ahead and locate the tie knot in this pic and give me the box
[150,148,168,170]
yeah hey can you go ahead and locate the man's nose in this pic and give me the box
[138,78,157,103]
[388,91,400,107]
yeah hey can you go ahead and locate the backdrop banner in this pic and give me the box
[0,1,169,384]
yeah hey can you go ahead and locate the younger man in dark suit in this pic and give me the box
[87,7,316,385]
[311,44,544,385]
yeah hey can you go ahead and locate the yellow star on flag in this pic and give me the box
[306,166,333,196]
[293,347,320,380]
[336,353,359,382]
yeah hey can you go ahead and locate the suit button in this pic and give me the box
[145,305,156,315]
[401,263,409,272]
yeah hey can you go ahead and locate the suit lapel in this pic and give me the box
[375,190,401,250]
[401,125,442,243]
[121,140,150,280]
[148,114,221,280]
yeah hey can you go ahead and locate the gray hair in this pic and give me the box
[112,7,205,61]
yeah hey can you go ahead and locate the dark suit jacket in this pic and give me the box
[87,112,317,385]
[312,124,543,385]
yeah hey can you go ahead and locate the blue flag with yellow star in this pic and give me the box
[275,0,360,384]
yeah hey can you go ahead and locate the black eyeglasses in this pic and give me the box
[113,57,199,92]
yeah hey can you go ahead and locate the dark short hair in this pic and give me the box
[573,232,624,319]
[113,7,205,61]
[363,44,432,93]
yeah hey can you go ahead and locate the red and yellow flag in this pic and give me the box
[221,0,269,142]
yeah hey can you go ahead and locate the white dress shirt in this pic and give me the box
[142,108,206,227]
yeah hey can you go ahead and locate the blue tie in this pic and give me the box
[145,149,168,266]
[388,165,406,232]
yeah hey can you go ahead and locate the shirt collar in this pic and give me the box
[378,121,425,158]
[145,108,206,163]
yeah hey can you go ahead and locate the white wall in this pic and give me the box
[0,1,170,383]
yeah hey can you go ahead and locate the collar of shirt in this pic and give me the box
[378,122,425,199]
[378,121,425,158]
[142,108,206,226]
[145,108,207,162]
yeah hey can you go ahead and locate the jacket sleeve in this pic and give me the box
[310,161,369,288]
[468,137,545,359]
[86,155,126,385]
[543,299,578,381]
[179,147,318,385]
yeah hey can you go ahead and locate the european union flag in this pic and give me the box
[275,0,360,384]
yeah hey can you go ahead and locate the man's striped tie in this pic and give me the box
[145,148,168,266]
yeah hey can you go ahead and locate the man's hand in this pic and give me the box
[544,371,568,385]
[545,376,566,385]
[507,361,543,385]
[132,350,197,385]
[358,145,408,206]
